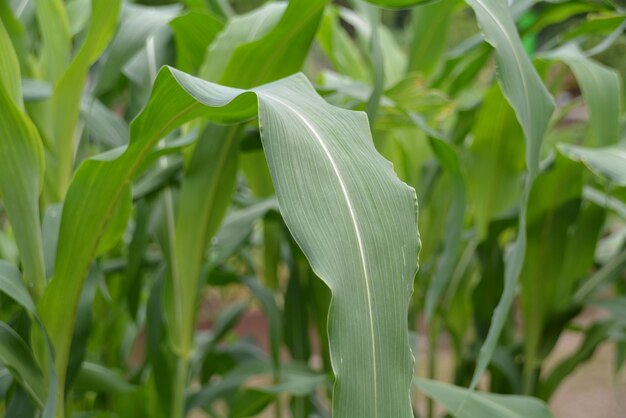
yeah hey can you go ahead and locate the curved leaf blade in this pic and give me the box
[42,66,419,418]
[414,378,554,418]
[0,322,47,408]
[253,74,419,417]
[558,143,626,186]
[546,44,621,146]
[465,0,555,388]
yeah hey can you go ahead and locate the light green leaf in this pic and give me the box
[94,3,181,95]
[22,79,52,102]
[41,66,419,418]
[168,124,240,356]
[363,0,434,8]
[408,0,458,77]
[317,8,370,83]
[0,260,36,313]
[0,17,21,103]
[0,26,46,299]
[254,73,418,418]
[80,96,129,148]
[198,2,286,82]
[169,11,224,73]
[213,198,279,263]
[466,0,555,388]
[35,0,70,82]
[170,0,327,371]
[220,0,327,88]
[545,44,621,146]
[414,378,554,418]
[558,143,626,186]
[48,0,121,200]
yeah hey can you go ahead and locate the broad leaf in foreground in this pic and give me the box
[41,67,419,418]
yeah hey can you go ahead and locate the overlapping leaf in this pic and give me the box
[41,65,419,418]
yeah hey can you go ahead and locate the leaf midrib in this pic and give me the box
[262,93,379,416]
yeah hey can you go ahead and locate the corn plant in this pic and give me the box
[0,0,624,417]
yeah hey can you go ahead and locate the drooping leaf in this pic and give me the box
[545,44,621,146]
[80,96,129,148]
[0,261,36,313]
[538,321,617,400]
[414,378,554,418]
[558,143,626,186]
[170,0,327,367]
[73,363,133,394]
[41,66,419,418]
[0,322,46,408]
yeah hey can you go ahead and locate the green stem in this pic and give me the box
[171,355,190,418]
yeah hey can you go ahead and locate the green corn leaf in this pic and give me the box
[424,137,466,322]
[538,321,616,400]
[0,322,47,408]
[214,0,327,88]
[213,198,279,263]
[48,0,121,200]
[0,262,57,417]
[408,0,458,77]
[40,66,419,418]
[363,0,434,8]
[80,96,129,148]
[168,124,240,357]
[169,11,224,73]
[0,17,21,102]
[466,0,555,388]
[198,2,286,82]
[317,8,371,83]
[73,363,133,394]
[0,261,36,313]
[170,0,326,368]
[558,143,626,186]
[545,44,621,146]
[35,0,70,82]
[94,3,181,95]
[414,378,554,418]
[465,85,525,239]
[22,79,52,102]
[0,21,46,300]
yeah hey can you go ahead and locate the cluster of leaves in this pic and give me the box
[0,0,624,417]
